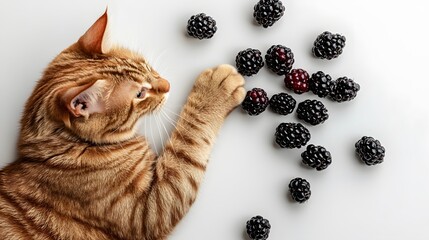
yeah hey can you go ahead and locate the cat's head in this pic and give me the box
[24,11,170,144]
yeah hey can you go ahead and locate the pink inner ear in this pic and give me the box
[68,80,107,118]
[78,10,110,54]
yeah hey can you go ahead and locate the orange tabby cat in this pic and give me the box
[0,11,245,240]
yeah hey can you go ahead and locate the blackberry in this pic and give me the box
[235,48,264,76]
[186,13,217,40]
[242,88,269,116]
[312,31,346,59]
[246,215,271,240]
[265,45,294,75]
[254,0,286,28]
[355,136,385,166]
[284,69,310,94]
[309,71,333,98]
[275,123,311,149]
[296,100,329,125]
[289,177,311,203]
[301,144,332,171]
[269,93,296,115]
[330,77,360,102]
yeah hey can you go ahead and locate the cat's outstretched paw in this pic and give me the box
[194,64,245,111]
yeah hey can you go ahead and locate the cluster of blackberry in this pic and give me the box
[185,1,385,239]
[235,47,359,105]
[231,7,384,234]
[242,89,330,126]
[235,45,294,77]
[237,39,358,211]
[310,71,361,102]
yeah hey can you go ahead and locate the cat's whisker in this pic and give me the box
[158,111,172,140]
[149,115,159,156]
[161,109,198,136]
[162,107,206,132]
[160,113,177,156]
[153,113,165,155]
[144,115,150,151]
[162,107,191,123]
[148,106,201,143]
[160,110,205,143]
[164,98,206,114]
[160,111,181,138]
[144,115,148,139]
[150,118,159,156]
[158,110,180,160]
[161,110,188,132]
[160,110,190,141]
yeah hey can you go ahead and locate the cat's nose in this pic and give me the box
[152,78,170,93]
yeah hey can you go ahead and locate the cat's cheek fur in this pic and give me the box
[134,92,168,114]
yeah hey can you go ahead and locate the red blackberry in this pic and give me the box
[246,215,271,240]
[265,45,294,75]
[309,71,333,98]
[235,48,264,76]
[242,88,269,116]
[275,122,311,149]
[301,144,332,171]
[269,93,296,115]
[312,31,346,60]
[355,136,385,166]
[254,0,285,28]
[289,177,311,203]
[329,77,360,102]
[186,13,217,40]
[296,100,329,125]
[284,69,310,94]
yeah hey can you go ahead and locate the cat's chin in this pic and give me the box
[151,93,169,113]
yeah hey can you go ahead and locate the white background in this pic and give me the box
[1,0,429,239]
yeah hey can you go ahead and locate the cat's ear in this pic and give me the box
[78,9,112,54]
[61,80,108,120]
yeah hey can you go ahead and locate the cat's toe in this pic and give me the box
[232,86,246,105]
[211,64,237,85]
[211,65,244,94]
[220,72,245,95]
[194,67,215,89]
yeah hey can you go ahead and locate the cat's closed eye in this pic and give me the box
[136,87,148,99]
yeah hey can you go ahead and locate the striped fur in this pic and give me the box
[0,12,245,240]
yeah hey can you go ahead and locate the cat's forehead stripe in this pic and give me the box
[98,61,149,77]
[142,63,151,73]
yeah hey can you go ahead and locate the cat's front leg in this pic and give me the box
[142,65,245,239]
